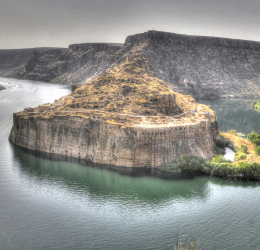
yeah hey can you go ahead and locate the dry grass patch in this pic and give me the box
[221,132,260,163]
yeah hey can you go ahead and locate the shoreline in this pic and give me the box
[1,76,259,101]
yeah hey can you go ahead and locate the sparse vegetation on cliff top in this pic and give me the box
[18,53,215,129]
[67,53,204,116]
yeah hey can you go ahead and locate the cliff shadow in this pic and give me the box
[11,142,206,180]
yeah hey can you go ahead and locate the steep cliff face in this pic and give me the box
[108,30,260,99]
[0,48,63,80]
[0,43,123,84]
[2,31,260,99]
[9,54,219,168]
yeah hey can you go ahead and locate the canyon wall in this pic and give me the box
[2,31,260,99]
[9,113,217,168]
[109,30,260,99]
[0,43,123,85]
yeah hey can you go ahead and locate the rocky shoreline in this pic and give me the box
[14,144,202,179]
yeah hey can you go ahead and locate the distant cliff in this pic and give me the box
[0,43,123,85]
[108,30,260,99]
[2,30,260,99]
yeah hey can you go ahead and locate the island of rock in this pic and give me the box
[9,54,219,168]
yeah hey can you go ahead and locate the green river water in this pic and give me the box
[0,78,260,250]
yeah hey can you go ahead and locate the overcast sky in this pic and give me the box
[1,0,260,49]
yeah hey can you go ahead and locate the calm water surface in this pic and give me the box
[200,99,260,136]
[1,78,260,250]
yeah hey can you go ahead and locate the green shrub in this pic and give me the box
[240,144,248,153]
[255,146,260,155]
[207,161,260,180]
[214,146,225,155]
[216,138,228,148]
[159,155,209,173]
[208,162,238,178]
[234,152,247,161]
[252,139,260,146]
[159,155,260,180]
[159,161,179,173]
[247,132,260,155]
[178,154,208,171]
[238,153,246,159]
[234,146,241,153]
[237,162,260,180]
[248,131,260,142]
[211,155,230,163]
[254,102,260,111]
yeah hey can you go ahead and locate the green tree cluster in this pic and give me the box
[159,154,260,180]
[211,155,231,163]
[240,144,248,153]
[214,135,229,155]
[205,161,260,180]
[248,131,260,155]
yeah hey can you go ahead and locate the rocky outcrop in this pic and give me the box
[9,54,219,169]
[108,30,260,99]
[0,43,123,85]
[0,85,5,90]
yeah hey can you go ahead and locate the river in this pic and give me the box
[0,78,260,250]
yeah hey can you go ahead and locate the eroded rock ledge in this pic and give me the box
[9,54,219,168]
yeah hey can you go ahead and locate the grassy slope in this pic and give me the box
[221,132,260,163]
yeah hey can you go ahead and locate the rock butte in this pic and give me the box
[9,54,219,168]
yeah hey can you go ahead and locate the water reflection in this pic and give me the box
[13,145,211,204]
[208,176,260,188]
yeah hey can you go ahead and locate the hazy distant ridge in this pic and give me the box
[1,31,260,99]
[0,43,123,85]
[126,30,260,50]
